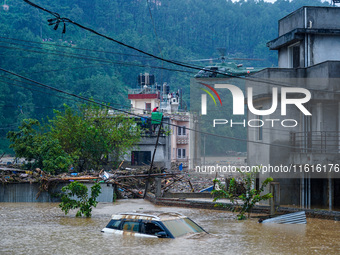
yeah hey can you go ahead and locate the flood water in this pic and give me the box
[1,199,340,255]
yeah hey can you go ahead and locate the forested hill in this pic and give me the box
[0,0,330,153]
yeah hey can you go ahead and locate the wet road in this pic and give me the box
[1,199,340,254]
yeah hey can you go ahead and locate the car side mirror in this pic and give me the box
[156,231,167,238]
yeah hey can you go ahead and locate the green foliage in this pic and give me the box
[212,168,273,220]
[0,0,330,154]
[7,119,73,174]
[59,181,102,217]
[7,104,141,172]
[49,104,141,170]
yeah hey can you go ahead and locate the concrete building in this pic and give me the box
[125,74,199,170]
[247,6,340,209]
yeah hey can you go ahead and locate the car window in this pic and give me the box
[122,221,140,233]
[183,218,205,232]
[162,218,204,238]
[143,222,164,236]
[106,219,121,229]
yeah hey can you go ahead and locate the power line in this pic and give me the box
[22,0,340,96]
[22,0,229,76]
[0,76,132,110]
[146,0,163,59]
[0,66,332,153]
[0,36,154,60]
[0,74,298,136]
[0,43,195,75]
[1,74,320,139]
[146,0,164,84]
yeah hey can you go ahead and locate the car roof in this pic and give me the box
[110,211,187,221]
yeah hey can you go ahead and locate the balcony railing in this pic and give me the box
[290,131,340,154]
[177,157,188,162]
[177,134,189,144]
[128,88,159,94]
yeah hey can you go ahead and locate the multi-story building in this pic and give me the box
[247,6,340,209]
[125,73,199,170]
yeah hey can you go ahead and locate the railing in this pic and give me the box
[128,88,159,94]
[177,157,188,162]
[290,131,340,154]
[176,134,189,144]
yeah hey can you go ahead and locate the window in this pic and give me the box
[131,151,151,165]
[288,43,300,68]
[145,103,151,112]
[105,219,121,229]
[177,148,186,159]
[143,222,164,236]
[122,221,140,233]
[177,126,186,136]
[162,218,204,238]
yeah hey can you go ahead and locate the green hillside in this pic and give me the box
[0,0,329,154]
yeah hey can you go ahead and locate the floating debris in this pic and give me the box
[260,211,307,224]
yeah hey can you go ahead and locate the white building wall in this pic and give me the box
[312,35,340,65]
[278,47,289,68]
[131,99,159,114]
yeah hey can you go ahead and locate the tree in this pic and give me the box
[59,181,101,217]
[49,104,141,171]
[7,104,141,173]
[7,119,73,174]
[212,168,273,220]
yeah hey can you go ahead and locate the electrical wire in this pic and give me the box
[0,36,154,60]
[21,0,340,96]
[0,66,334,153]
[0,75,300,136]
[146,0,164,84]
[0,43,195,74]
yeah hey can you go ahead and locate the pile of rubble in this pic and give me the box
[0,156,247,197]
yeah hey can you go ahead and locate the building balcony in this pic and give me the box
[128,87,159,95]
[290,131,340,154]
[176,157,188,162]
[176,134,189,144]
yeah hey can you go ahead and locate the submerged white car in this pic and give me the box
[101,212,207,238]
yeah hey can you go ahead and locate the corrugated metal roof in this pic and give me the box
[261,211,307,224]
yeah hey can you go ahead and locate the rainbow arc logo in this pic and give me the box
[199,82,222,106]
[199,82,223,108]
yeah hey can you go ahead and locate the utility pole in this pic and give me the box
[143,116,163,199]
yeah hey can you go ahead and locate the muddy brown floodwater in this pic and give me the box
[1,199,340,255]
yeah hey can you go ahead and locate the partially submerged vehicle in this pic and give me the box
[101,212,207,238]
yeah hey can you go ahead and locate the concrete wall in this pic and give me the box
[246,61,340,205]
[311,35,340,65]
[278,7,305,36]
[124,117,171,169]
[131,98,158,114]
[274,7,340,68]
[0,182,115,202]
[125,136,171,169]
[278,7,340,36]
[278,48,289,68]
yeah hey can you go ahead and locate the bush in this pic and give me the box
[59,181,101,217]
[212,168,273,220]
